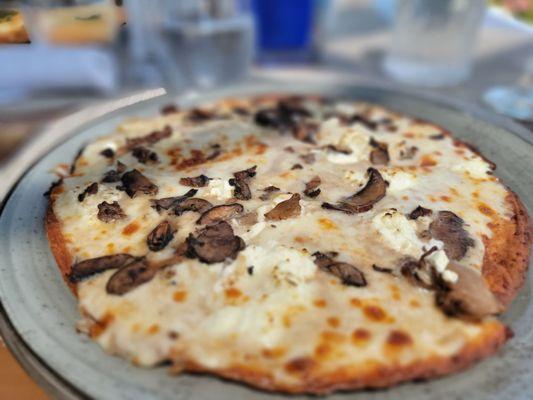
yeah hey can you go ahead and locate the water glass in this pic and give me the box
[383,0,486,87]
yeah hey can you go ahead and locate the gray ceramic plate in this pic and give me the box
[0,79,532,400]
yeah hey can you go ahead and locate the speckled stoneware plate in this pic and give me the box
[0,79,532,400]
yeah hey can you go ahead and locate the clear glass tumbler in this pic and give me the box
[383,0,486,87]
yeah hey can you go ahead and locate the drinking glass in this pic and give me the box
[383,0,486,87]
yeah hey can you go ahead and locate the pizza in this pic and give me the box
[0,10,29,44]
[45,95,532,394]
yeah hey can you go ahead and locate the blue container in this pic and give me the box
[251,0,316,63]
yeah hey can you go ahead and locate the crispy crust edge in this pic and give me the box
[180,321,510,394]
[482,190,533,307]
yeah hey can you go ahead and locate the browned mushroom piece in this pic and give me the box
[372,264,394,274]
[97,201,126,222]
[369,138,390,165]
[312,251,367,287]
[292,121,318,144]
[264,194,301,221]
[151,189,198,213]
[126,125,172,148]
[435,262,502,319]
[408,205,433,220]
[100,148,115,159]
[161,104,179,115]
[322,168,387,214]
[174,198,213,216]
[229,166,257,200]
[299,153,316,164]
[78,182,98,202]
[106,257,157,295]
[236,211,258,226]
[399,145,418,160]
[187,108,216,122]
[132,146,159,164]
[197,203,244,225]
[259,186,280,201]
[147,220,175,251]
[69,253,136,282]
[101,161,127,183]
[179,175,211,187]
[119,169,158,198]
[303,176,321,198]
[186,221,244,264]
[291,164,303,170]
[429,211,475,260]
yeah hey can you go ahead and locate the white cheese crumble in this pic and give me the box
[237,244,317,285]
[372,209,422,257]
[381,169,417,193]
[206,178,233,199]
[452,157,490,179]
[425,249,458,283]
[317,118,371,164]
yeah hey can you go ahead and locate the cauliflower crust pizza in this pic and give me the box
[45,95,532,394]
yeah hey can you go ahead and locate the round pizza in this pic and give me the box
[45,95,532,394]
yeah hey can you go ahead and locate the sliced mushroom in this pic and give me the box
[399,145,418,160]
[322,168,387,214]
[372,264,394,274]
[291,163,303,170]
[106,257,156,295]
[229,166,257,200]
[197,203,244,225]
[312,251,367,287]
[429,211,475,260]
[264,193,301,221]
[186,221,244,264]
[147,220,175,251]
[408,205,432,220]
[179,174,210,187]
[254,99,311,133]
[126,125,172,148]
[151,189,198,213]
[369,138,389,165]
[348,114,378,131]
[303,176,321,198]
[101,161,127,183]
[78,182,98,202]
[259,186,280,201]
[69,254,136,283]
[236,211,258,226]
[174,198,213,216]
[161,104,179,115]
[119,169,158,198]
[435,262,502,319]
[100,148,115,159]
[97,201,126,222]
[187,108,216,122]
[132,146,159,164]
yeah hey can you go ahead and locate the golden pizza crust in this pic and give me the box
[44,97,532,393]
[180,320,509,394]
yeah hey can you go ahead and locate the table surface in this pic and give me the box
[0,1,531,398]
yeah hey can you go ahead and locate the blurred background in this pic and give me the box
[0,0,531,397]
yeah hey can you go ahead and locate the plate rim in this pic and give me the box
[0,78,531,399]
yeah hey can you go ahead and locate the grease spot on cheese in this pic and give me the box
[352,328,371,346]
[318,217,337,231]
[173,290,187,303]
[122,221,140,236]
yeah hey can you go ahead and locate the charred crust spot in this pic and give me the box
[312,252,367,287]
[147,220,175,251]
[429,211,475,260]
[100,148,115,159]
[186,221,244,264]
[197,203,244,225]
[264,193,301,221]
[387,330,413,346]
[106,257,156,295]
[126,125,172,149]
[97,201,126,222]
[229,166,257,200]
[408,205,432,220]
[174,198,213,216]
[132,146,159,164]
[322,168,387,214]
[151,189,198,213]
[43,178,63,197]
[369,138,389,165]
[119,169,158,198]
[304,176,321,198]
[77,182,98,202]
[69,253,136,283]
[179,174,210,187]
[160,104,179,115]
